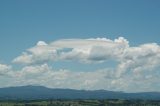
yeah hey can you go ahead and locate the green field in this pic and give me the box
[0,99,160,106]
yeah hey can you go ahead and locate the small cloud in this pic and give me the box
[37,41,48,46]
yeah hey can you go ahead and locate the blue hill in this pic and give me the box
[0,85,159,100]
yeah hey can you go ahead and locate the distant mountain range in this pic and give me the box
[0,85,159,100]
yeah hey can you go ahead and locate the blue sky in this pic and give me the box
[0,0,160,92]
[0,0,160,62]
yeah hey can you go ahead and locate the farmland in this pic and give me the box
[0,99,160,106]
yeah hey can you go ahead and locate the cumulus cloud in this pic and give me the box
[1,37,159,92]
[13,41,57,64]
[1,63,112,90]
[0,64,11,76]
[13,37,160,75]
[13,37,129,64]
[37,41,48,46]
[0,63,159,92]
[116,43,160,77]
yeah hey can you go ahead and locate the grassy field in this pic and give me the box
[0,99,160,106]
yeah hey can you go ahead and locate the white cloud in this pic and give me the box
[13,42,57,64]
[0,64,11,71]
[116,43,160,77]
[1,37,160,92]
[1,63,110,90]
[37,41,48,46]
[0,64,11,75]
[13,37,160,75]
[0,63,158,92]
[13,37,129,64]
[0,62,159,92]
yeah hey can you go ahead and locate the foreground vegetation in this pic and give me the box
[0,99,160,106]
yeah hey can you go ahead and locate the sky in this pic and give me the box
[0,0,160,92]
